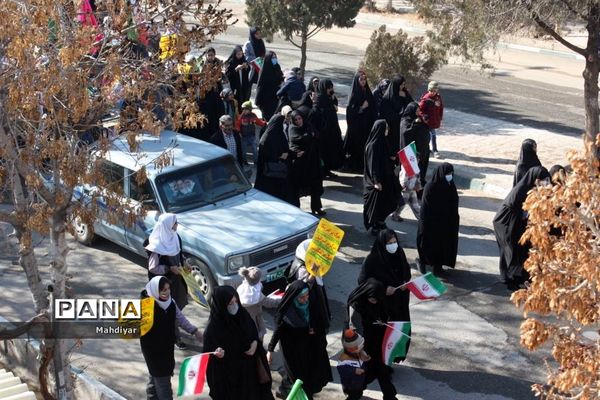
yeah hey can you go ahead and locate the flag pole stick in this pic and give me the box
[373,321,412,340]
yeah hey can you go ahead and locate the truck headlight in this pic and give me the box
[306,225,317,239]
[228,254,248,272]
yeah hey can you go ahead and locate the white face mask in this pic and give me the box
[445,174,453,182]
[227,303,239,315]
[385,243,398,254]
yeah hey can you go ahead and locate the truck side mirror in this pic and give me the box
[141,198,159,211]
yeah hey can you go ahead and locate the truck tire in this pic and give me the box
[186,258,217,305]
[72,216,95,245]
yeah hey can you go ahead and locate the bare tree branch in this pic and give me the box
[557,0,587,20]
[528,9,587,56]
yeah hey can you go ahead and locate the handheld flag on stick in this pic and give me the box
[177,353,212,396]
[286,379,309,400]
[404,273,447,300]
[267,289,285,300]
[250,57,264,74]
[380,321,411,365]
[397,142,420,177]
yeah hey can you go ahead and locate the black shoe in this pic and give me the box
[418,263,427,274]
[175,340,187,350]
[312,209,327,216]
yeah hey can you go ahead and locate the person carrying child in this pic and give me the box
[235,100,266,165]
[236,267,281,343]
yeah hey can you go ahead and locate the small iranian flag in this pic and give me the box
[268,289,285,300]
[397,142,420,177]
[177,353,211,396]
[405,272,447,300]
[381,321,411,365]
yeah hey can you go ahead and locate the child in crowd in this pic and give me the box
[391,166,421,222]
[337,329,371,400]
[235,101,266,165]
[221,88,239,122]
[236,266,280,342]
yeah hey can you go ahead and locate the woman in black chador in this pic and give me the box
[204,286,274,400]
[363,120,401,234]
[493,166,550,290]
[288,110,325,214]
[267,281,331,399]
[346,278,398,400]
[254,114,292,203]
[343,71,375,172]
[513,138,541,187]
[255,51,283,122]
[359,229,411,329]
[417,163,460,276]
[379,75,413,156]
[225,45,251,112]
[311,79,344,177]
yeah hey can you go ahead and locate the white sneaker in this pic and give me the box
[433,151,441,159]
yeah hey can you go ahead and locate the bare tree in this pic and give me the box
[0,0,232,398]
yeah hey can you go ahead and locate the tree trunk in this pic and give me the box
[48,209,73,399]
[10,168,48,313]
[583,6,600,156]
[299,30,308,77]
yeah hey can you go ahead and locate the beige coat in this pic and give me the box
[242,293,280,341]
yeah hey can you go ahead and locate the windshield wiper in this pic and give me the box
[213,186,248,202]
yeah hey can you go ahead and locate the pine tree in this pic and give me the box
[245,0,363,73]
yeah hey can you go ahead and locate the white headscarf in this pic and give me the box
[294,239,323,286]
[295,239,311,261]
[145,213,180,256]
[237,281,263,306]
[145,276,173,310]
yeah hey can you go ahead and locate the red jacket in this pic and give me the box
[419,91,443,129]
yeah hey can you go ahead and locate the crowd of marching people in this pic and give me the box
[133,24,465,400]
[125,18,562,400]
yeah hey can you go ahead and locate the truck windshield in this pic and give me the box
[155,156,251,212]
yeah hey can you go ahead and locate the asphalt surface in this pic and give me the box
[209,17,585,138]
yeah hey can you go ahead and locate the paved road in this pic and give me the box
[210,0,585,138]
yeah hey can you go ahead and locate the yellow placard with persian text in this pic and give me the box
[304,218,345,278]
[117,296,154,339]
[139,296,155,336]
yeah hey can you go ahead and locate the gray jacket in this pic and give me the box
[242,293,280,341]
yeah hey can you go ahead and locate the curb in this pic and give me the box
[429,160,509,199]
[0,316,127,400]
[497,42,585,61]
[355,13,585,61]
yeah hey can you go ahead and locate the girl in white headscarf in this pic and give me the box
[145,213,189,348]
[140,276,203,399]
